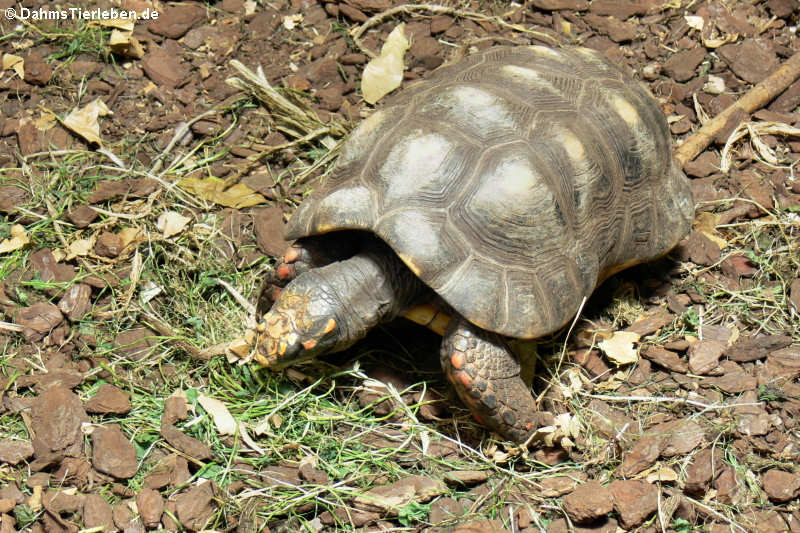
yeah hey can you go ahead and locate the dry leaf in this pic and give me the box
[66,238,94,260]
[109,30,145,59]
[198,394,237,436]
[177,176,267,208]
[283,14,303,30]
[2,53,24,78]
[694,212,728,248]
[598,331,641,365]
[703,33,738,48]
[361,23,410,105]
[33,112,56,132]
[684,15,704,31]
[118,227,142,249]
[157,211,191,238]
[63,99,113,146]
[94,18,135,31]
[0,225,29,254]
[647,467,679,483]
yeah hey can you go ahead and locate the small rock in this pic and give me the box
[685,448,719,495]
[763,469,800,503]
[30,386,88,461]
[16,302,64,342]
[720,255,758,278]
[160,425,212,461]
[114,327,158,361]
[92,424,138,479]
[83,494,114,533]
[443,471,488,487]
[589,0,655,17]
[0,440,34,465]
[641,346,687,373]
[683,230,721,266]
[562,481,613,524]
[609,480,658,529]
[531,0,589,9]
[661,420,705,456]
[718,39,780,85]
[66,205,98,228]
[339,3,367,22]
[354,475,446,515]
[148,4,205,38]
[58,283,92,321]
[766,346,800,380]
[663,47,705,82]
[94,231,122,258]
[142,44,189,88]
[0,186,31,213]
[305,57,341,86]
[23,52,53,86]
[451,520,511,533]
[316,85,344,111]
[625,310,673,336]
[790,278,800,312]
[85,384,132,414]
[137,488,164,528]
[715,467,749,505]
[688,340,726,375]
[726,335,791,362]
[43,489,84,514]
[428,497,463,524]
[174,481,217,531]
[430,15,454,34]
[537,476,578,497]
[684,152,720,178]
[583,14,637,42]
[619,434,664,477]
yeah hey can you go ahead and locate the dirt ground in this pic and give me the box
[0,0,799,531]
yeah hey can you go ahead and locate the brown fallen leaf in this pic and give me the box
[361,24,410,105]
[694,212,727,249]
[177,176,266,208]
[63,99,113,146]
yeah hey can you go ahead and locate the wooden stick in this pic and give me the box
[674,51,800,166]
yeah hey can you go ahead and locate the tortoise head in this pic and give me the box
[255,274,342,369]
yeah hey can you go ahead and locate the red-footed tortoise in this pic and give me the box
[255,46,694,443]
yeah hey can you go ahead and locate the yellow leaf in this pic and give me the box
[647,467,679,483]
[118,227,142,249]
[156,211,191,239]
[109,30,145,59]
[177,176,266,208]
[63,99,113,146]
[361,23,410,105]
[2,53,24,78]
[694,211,728,248]
[598,331,641,365]
[0,225,29,254]
[93,18,135,31]
[198,394,237,436]
[66,237,94,260]
[283,14,303,30]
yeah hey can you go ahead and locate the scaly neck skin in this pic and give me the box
[319,243,431,352]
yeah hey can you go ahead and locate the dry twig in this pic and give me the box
[675,51,800,166]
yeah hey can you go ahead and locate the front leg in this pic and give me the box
[440,316,552,443]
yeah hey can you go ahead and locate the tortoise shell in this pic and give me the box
[285,46,694,339]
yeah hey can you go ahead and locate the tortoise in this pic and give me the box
[255,46,694,443]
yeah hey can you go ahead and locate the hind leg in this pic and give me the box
[258,233,358,313]
[440,315,552,443]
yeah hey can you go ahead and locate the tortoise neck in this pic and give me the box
[320,241,430,351]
